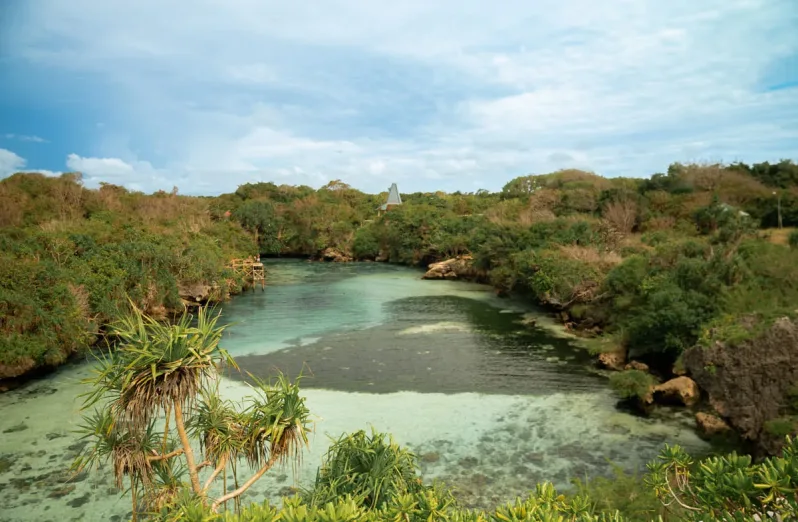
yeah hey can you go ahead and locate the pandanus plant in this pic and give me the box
[72,304,312,519]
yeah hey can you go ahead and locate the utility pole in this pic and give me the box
[773,191,783,229]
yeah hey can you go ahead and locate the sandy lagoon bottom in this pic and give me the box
[0,364,709,521]
[0,262,713,521]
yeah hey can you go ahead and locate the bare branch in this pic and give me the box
[202,456,228,494]
[211,453,278,512]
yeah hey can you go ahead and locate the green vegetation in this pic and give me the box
[0,173,256,378]
[4,160,798,519]
[3,160,798,380]
[609,370,656,401]
[206,161,798,370]
[73,306,311,520]
[74,307,798,521]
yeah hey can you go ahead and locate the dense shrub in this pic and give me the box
[609,370,656,400]
[0,174,257,378]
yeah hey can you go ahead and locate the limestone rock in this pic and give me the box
[178,282,212,303]
[652,376,700,407]
[422,255,476,280]
[624,360,649,372]
[684,316,798,455]
[597,350,626,371]
[0,357,36,380]
[320,247,352,263]
[147,304,168,321]
[695,412,731,437]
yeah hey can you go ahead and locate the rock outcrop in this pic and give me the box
[422,255,478,280]
[597,348,627,371]
[684,317,798,454]
[320,247,352,263]
[695,412,732,438]
[178,282,213,303]
[624,360,649,372]
[651,376,700,407]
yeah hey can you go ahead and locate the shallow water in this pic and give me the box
[0,261,713,520]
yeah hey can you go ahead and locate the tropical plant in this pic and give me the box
[646,437,798,520]
[72,305,312,519]
[303,429,426,510]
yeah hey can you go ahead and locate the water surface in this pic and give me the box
[0,261,712,520]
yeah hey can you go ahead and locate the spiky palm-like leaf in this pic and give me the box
[188,385,245,465]
[305,428,421,510]
[240,373,311,471]
[72,408,161,489]
[82,304,235,430]
[143,454,189,513]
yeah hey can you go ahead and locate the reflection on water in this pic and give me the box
[0,261,714,520]
[231,294,602,395]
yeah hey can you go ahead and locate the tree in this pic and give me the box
[73,306,311,518]
[232,200,281,253]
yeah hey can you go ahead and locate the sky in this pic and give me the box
[0,0,797,195]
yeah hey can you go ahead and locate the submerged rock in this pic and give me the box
[421,452,440,463]
[67,493,91,508]
[3,423,28,434]
[695,412,732,437]
[652,376,700,407]
[47,485,75,498]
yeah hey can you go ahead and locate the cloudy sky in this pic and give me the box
[0,0,796,194]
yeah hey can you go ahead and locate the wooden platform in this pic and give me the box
[229,257,266,290]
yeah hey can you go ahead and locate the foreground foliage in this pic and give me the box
[68,308,798,521]
[73,306,312,520]
[147,430,798,522]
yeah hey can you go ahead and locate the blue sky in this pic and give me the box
[0,0,797,194]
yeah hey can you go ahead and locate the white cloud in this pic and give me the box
[0,149,27,177]
[3,0,797,193]
[65,153,172,192]
[0,148,61,178]
[4,134,48,143]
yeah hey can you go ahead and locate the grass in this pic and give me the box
[763,227,797,246]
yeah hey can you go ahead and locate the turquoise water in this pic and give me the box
[0,261,712,519]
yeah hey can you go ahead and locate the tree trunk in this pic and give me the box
[211,454,278,512]
[232,461,240,513]
[131,480,138,522]
[223,472,228,512]
[202,455,228,493]
[162,404,171,452]
[173,401,202,494]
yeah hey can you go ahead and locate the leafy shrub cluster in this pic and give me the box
[609,370,656,401]
[148,429,798,522]
[0,174,256,377]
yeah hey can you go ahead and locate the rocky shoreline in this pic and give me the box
[414,255,796,457]
[0,273,258,391]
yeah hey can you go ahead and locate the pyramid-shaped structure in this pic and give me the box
[379,183,403,211]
